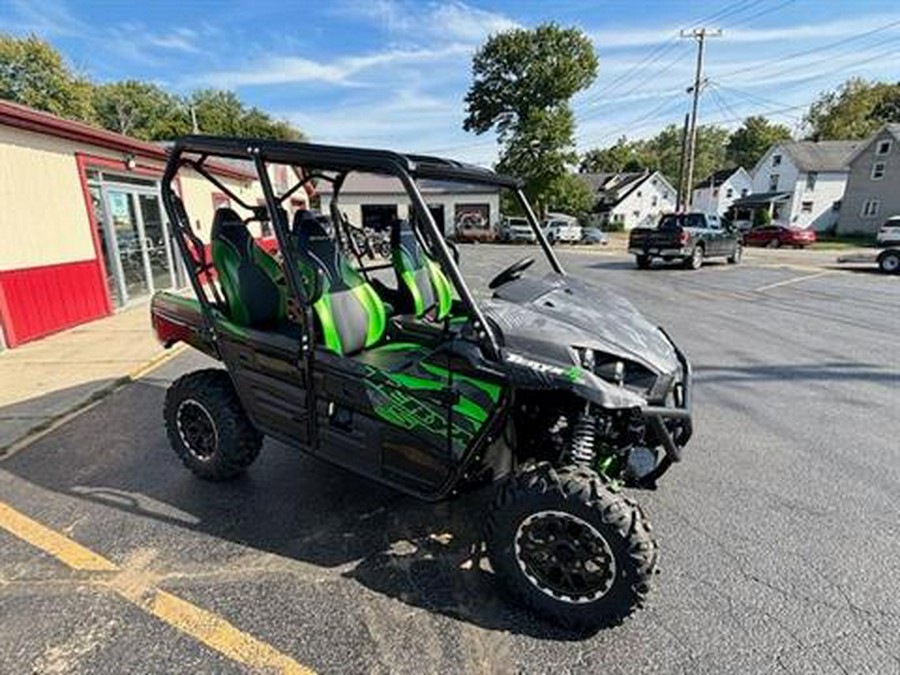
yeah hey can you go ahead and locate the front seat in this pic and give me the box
[293,209,389,356]
[210,207,285,327]
[390,218,454,321]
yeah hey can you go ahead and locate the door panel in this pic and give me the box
[138,193,175,291]
[105,189,150,300]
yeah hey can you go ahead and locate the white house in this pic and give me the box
[580,171,677,230]
[744,140,859,231]
[317,173,500,235]
[691,167,752,215]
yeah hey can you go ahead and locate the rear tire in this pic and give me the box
[164,369,262,481]
[684,244,704,270]
[485,463,657,630]
[635,255,651,269]
[728,243,742,264]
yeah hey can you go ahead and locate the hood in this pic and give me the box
[483,273,679,375]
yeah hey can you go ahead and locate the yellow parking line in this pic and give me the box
[0,502,117,571]
[0,501,315,674]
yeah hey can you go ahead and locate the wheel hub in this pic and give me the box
[514,510,616,604]
[176,399,218,461]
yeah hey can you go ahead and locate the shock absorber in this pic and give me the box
[567,406,597,466]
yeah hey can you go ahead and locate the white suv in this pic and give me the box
[877,216,900,245]
[542,214,582,243]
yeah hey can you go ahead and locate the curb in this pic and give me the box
[0,344,187,460]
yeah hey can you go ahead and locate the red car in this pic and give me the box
[744,225,816,248]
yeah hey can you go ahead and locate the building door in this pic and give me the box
[89,171,177,306]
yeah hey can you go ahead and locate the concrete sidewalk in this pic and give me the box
[0,302,178,453]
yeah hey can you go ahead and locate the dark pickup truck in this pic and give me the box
[628,212,742,270]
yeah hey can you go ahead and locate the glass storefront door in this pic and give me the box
[88,170,178,306]
[106,188,151,301]
[138,193,176,292]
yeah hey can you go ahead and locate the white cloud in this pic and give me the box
[196,43,472,88]
[336,0,520,44]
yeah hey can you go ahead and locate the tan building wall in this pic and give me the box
[0,127,96,269]
[0,124,271,271]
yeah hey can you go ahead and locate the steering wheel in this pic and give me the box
[489,257,535,289]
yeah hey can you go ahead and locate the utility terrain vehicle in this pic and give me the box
[151,136,693,629]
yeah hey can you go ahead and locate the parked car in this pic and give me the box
[542,213,582,244]
[744,225,816,248]
[876,216,900,245]
[452,212,495,243]
[628,212,742,270]
[499,216,536,243]
[580,227,609,245]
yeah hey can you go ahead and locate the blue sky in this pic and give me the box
[1,0,899,165]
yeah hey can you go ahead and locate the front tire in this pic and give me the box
[164,369,262,481]
[635,255,651,269]
[728,243,742,264]
[879,250,900,274]
[485,463,657,630]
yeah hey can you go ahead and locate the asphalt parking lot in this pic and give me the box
[2,246,898,674]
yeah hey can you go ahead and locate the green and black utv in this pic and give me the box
[151,136,693,629]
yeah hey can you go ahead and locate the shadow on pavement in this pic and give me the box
[1,376,588,642]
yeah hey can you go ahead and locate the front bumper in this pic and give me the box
[636,329,692,483]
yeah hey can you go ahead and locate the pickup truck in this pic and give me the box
[628,212,742,270]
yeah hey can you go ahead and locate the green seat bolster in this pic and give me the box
[211,239,249,325]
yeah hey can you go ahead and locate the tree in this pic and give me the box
[544,173,595,218]
[0,33,94,121]
[725,115,792,169]
[463,23,598,214]
[805,78,900,140]
[92,80,178,140]
[579,137,644,173]
[579,124,729,188]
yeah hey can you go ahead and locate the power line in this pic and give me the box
[714,18,900,80]
[723,0,798,29]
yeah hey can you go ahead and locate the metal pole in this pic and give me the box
[676,113,690,211]
[680,28,721,211]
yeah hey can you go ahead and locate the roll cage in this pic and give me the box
[161,135,564,362]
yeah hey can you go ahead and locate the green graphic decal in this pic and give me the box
[418,362,503,403]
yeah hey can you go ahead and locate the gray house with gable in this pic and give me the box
[837,124,900,235]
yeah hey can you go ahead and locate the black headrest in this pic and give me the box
[392,218,426,267]
[292,209,328,238]
[211,207,246,241]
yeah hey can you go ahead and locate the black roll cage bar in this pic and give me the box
[160,135,565,364]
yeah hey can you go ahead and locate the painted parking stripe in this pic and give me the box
[0,500,315,674]
[752,271,833,292]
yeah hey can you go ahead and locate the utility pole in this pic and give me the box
[189,104,199,133]
[676,113,690,210]
[680,27,721,210]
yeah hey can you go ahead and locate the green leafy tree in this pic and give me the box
[579,137,644,173]
[187,90,302,141]
[805,78,900,140]
[580,124,729,189]
[92,80,179,140]
[725,115,792,169]
[463,23,598,215]
[0,33,94,121]
[544,173,595,218]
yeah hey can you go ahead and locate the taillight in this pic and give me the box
[679,230,690,244]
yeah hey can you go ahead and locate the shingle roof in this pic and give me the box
[780,140,859,172]
[693,168,740,191]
